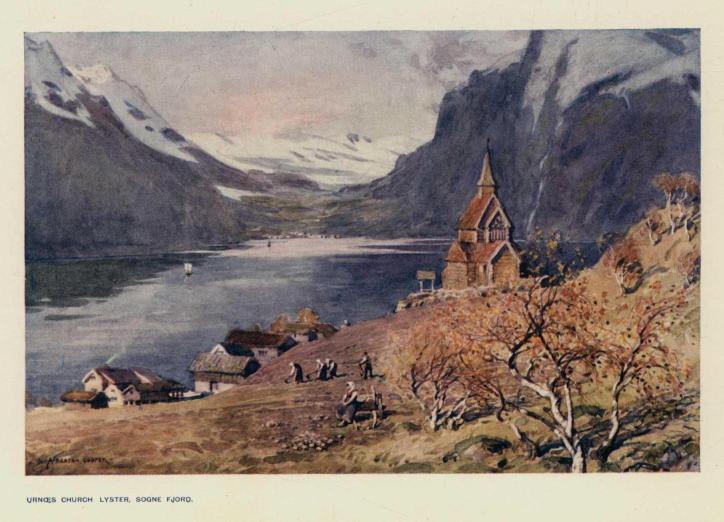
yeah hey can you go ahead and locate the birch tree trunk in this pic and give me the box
[571,444,587,473]
[666,194,675,235]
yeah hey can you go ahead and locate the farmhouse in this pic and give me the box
[269,308,339,342]
[80,366,186,407]
[223,330,297,363]
[189,330,296,393]
[442,147,521,289]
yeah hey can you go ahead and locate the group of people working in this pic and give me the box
[286,351,374,384]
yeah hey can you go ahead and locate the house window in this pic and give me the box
[210,381,219,392]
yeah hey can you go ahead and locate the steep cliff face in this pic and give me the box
[332,30,700,240]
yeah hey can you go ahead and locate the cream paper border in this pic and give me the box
[2,1,722,521]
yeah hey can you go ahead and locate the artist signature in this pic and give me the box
[35,454,111,470]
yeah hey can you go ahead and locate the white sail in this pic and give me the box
[184,263,193,276]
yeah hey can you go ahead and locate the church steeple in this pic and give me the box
[477,140,496,196]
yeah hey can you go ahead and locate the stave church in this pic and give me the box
[442,147,521,290]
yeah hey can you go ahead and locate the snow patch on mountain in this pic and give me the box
[523,30,699,127]
[190,131,424,187]
[215,185,265,200]
[24,37,95,128]
[69,65,197,162]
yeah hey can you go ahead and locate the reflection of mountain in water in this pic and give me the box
[25,252,213,307]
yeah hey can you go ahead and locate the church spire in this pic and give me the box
[477,140,496,195]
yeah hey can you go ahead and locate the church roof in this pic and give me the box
[445,241,467,262]
[467,241,510,263]
[457,193,494,229]
[447,240,519,265]
[477,151,496,187]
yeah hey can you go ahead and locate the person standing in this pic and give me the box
[287,362,304,384]
[359,352,373,380]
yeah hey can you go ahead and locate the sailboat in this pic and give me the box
[184,262,193,276]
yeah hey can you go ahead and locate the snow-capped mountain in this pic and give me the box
[24,37,319,258]
[25,37,196,162]
[24,37,95,127]
[190,131,424,187]
[328,30,700,240]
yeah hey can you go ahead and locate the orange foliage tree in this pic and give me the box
[653,171,700,239]
[676,173,700,241]
[450,277,601,472]
[391,272,690,472]
[601,237,644,295]
[642,206,664,246]
[593,283,688,464]
[653,172,680,235]
[389,312,474,431]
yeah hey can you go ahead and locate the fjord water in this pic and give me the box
[25,239,449,402]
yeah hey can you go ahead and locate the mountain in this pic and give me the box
[326,30,700,240]
[24,37,319,259]
[190,131,424,188]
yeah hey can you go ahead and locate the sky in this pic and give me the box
[37,31,530,142]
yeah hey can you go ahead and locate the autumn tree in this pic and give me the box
[676,173,700,241]
[653,171,700,238]
[642,206,663,246]
[451,277,603,472]
[653,172,680,235]
[594,285,688,464]
[601,237,645,295]
[395,275,691,472]
[389,312,473,431]
[676,251,701,287]
[521,229,585,283]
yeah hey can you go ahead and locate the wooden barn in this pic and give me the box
[188,345,261,393]
[442,147,521,290]
[189,330,296,393]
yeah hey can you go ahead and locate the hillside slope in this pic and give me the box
[25,213,699,474]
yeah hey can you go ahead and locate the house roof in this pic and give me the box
[189,353,258,375]
[87,366,176,389]
[271,321,338,338]
[224,330,294,348]
[95,367,141,386]
[129,367,164,383]
[313,323,339,338]
[457,193,494,230]
[61,390,106,403]
[220,342,255,357]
